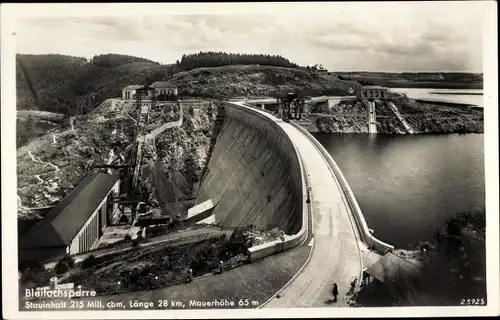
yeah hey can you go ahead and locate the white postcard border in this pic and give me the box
[1,2,498,319]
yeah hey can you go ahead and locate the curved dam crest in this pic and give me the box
[196,103,303,235]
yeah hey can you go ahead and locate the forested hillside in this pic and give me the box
[17,54,88,113]
[16,53,174,116]
[90,54,159,68]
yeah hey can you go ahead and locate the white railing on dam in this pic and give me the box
[222,101,309,261]
[290,122,394,254]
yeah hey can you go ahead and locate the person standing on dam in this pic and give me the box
[332,283,339,302]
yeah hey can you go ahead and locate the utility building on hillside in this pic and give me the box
[151,81,178,97]
[122,85,155,100]
[122,85,143,100]
[18,173,120,264]
[356,86,388,101]
[135,86,156,100]
[123,83,178,101]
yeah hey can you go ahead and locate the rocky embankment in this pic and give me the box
[140,103,218,217]
[16,99,217,221]
[303,94,483,134]
[170,65,351,98]
[389,95,483,133]
[17,99,135,219]
[307,99,369,133]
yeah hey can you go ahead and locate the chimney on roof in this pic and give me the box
[49,277,58,289]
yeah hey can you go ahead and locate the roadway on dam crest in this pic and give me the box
[230,102,363,308]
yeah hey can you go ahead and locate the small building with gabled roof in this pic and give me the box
[18,173,120,264]
[151,81,178,97]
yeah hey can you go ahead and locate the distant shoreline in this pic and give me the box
[381,82,483,90]
[429,92,483,96]
[413,99,482,109]
[350,80,483,90]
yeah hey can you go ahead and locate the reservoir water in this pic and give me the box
[313,133,485,249]
[389,88,483,107]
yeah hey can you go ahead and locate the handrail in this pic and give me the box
[290,122,394,254]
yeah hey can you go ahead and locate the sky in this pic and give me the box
[9,2,487,72]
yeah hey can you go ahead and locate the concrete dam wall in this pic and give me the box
[196,103,303,235]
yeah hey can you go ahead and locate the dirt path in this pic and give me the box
[69,116,75,131]
[141,104,184,141]
[28,150,60,172]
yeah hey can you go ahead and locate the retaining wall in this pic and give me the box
[196,102,309,261]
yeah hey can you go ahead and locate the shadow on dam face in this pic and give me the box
[196,106,303,234]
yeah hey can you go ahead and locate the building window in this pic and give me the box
[364,91,368,97]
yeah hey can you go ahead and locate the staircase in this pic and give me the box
[367,101,378,133]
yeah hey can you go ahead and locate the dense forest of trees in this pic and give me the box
[177,51,299,71]
[90,54,160,68]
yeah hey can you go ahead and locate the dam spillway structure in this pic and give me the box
[195,102,303,235]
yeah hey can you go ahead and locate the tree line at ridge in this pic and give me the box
[90,54,160,68]
[176,51,299,71]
